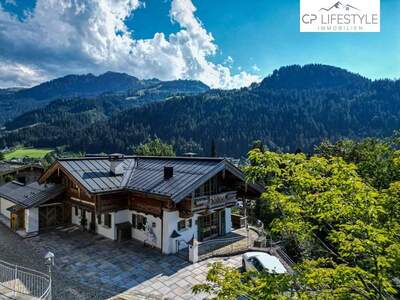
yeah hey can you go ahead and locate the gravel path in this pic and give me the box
[0,223,114,300]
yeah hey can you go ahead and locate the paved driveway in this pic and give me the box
[25,226,241,300]
[0,224,114,299]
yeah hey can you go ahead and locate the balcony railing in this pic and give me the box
[0,259,51,300]
[193,191,237,210]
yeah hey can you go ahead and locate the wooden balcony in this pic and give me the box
[193,191,237,211]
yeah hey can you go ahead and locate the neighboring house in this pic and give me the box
[0,181,65,236]
[32,155,262,254]
[0,162,43,186]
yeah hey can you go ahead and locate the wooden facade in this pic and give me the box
[41,160,257,226]
[36,158,263,252]
[129,193,165,217]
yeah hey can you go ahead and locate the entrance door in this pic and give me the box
[10,210,25,231]
[201,212,219,241]
[117,226,132,242]
[10,213,17,231]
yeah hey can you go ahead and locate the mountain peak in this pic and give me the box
[259,64,370,90]
[320,1,359,12]
[14,71,148,101]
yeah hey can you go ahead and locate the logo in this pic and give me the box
[300,0,380,32]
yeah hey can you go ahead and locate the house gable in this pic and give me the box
[39,156,263,202]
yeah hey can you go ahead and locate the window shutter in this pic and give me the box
[132,214,136,228]
[197,216,204,242]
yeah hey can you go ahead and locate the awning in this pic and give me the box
[170,230,181,238]
[115,222,132,229]
[7,204,24,213]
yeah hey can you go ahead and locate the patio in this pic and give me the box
[25,226,242,300]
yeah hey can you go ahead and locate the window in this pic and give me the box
[187,219,192,228]
[132,214,147,231]
[178,220,186,231]
[104,214,112,228]
[81,209,86,218]
[252,258,264,272]
[97,214,102,225]
[74,206,79,216]
[194,177,219,197]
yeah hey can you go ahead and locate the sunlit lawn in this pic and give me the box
[4,147,54,160]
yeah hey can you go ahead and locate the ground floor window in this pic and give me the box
[178,220,186,231]
[97,214,101,225]
[104,213,112,228]
[132,214,147,230]
[74,206,78,216]
[178,219,192,232]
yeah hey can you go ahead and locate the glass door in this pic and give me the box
[202,212,219,240]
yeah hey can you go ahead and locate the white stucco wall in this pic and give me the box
[25,208,39,233]
[71,206,92,231]
[130,210,162,249]
[94,209,163,246]
[97,212,116,240]
[114,209,130,224]
[71,206,80,226]
[0,197,14,219]
[225,207,232,234]
[162,210,200,254]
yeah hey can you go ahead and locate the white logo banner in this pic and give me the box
[300,0,380,32]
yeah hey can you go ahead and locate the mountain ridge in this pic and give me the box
[0,72,209,124]
[2,64,399,157]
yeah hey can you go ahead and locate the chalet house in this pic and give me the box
[0,162,43,186]
[0,181,64,236]
[5,155,263,254]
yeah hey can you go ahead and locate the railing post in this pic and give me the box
[13,265,17,298]
[45,252,55,300]
[189,239,198,264]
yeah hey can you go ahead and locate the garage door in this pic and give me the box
[39,205,66,229]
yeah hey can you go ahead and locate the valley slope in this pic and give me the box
[2,64,399,157]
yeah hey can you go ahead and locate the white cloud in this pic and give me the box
[0,58,47,87]
[223,56,234,67]
[0,0,260,89]
[252,64,261,72]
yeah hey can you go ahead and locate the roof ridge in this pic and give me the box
[58,156,225,162]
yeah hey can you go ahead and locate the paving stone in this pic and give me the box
[1,224,242,300]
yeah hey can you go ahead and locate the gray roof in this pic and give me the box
[0,162,42,175]
[58,158,136,194]
[0,181,64,208]
[127,158,227,202]
[55,156,263,203]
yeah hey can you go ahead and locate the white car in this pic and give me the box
[242,252,287,274]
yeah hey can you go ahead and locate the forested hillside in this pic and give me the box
[4,79,209,131]
[2,64,399,156]
[0,71,179,124]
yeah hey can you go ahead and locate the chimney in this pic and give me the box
[164,166,173,180]
[109,153,125,176]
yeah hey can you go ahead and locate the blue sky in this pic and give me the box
[0,0,399,88]
[129,0,400,80]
